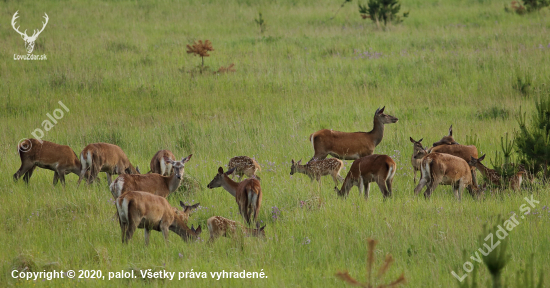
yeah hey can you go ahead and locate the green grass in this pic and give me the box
[1,0,549,287]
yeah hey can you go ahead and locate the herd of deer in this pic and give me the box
[12,107,529,245]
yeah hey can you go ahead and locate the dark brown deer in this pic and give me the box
[207,167,262,225]
[77,143,139,187]
[206,216,265,243]
[110,155,192,199]
[13,139,81,187]
[149,150,176,176]
[334,154,396,200]
[309,107,398,161]
[115,191,201,245]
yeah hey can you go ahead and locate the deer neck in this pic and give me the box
[297,165,310,175]
[475,162,499,180]
[169,219,194,239]
[368,116,385,146]
[221,176,239,198]
[167,175,183,193]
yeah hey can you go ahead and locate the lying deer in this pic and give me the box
[468,155,526,191]
[77,143,140,187]
[409,137,427,183]
[429,125,479,186]
[110,155,192,199]
[207,167,262,225]
[309,106,398,161]
[414,151,479,200]
[206,216,265,243]
[334,154,396,200]
[115,191,201,245]
[290,158,344,186]
[149,150,176,176]
[227,156,262,181]
[13,139,81,187]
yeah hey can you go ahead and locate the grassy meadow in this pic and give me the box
[1,0,550,286]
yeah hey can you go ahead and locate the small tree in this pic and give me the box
[359,0,409,28]
[254,12,267,35]
[490,133,520,185]
[186,40,214,72]
[515,94,550,179]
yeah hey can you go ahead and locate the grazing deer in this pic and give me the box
[429,126,479,186]
[13,139,81,187]
[409,137,427,183]
[468,155,526,191]
[149,150,176,176]
[77,143,139,187]
[290,158,344,186]
[227,156,262,181]
[309,107,398,161]
[334,154,396,200]
[110,155,192,199]
[115,191,201,245]
[207,167,262,225]
[206,216,266,243]
[414,152,479,200]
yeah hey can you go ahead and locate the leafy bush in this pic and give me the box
[359,0,409,28]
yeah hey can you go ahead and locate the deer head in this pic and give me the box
[207,167,236,189]
[290,159,302,175]
[164,154,192,180]
[12,11,49,54]
[433,125,459,147]
[374,106,399,124]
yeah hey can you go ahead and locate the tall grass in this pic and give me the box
[1,0,549,286]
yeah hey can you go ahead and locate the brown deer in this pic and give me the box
[149,150,176,176]
[77,143,140,187]
[414,152,479,200]
[409,137,427,183]
[468,155,526,191]
[334,154,396,200]
[13,139,81,187]
[206,216,266,243]
[227,156,262,181]
[207,167,262,225]
[429,126,479,186]
[309,107,398,161]
[116,191,201,245]
[290,158,344,186]
[110,155,192,199]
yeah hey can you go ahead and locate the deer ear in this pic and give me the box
[191,203,200,209]
[409,137,415,143]
[375,107,380,115]
[379,106,385,114]
[195,225,202,234]
[260,225,266,231]
[297,159,302,165]
[291,159,295,164]
[218,167,224,174]
[179,201,185,208]
[448,125,453,136]
[419,138,423,143]
[479,154,485,161]
[182,154,192,163]
[225,167,236,175]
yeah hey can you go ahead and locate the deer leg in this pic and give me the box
[53,172,59,186]
[413,169,417,183]
[471,169,478,188]
[425,179,440,199]
[14,162,35,183]
[386,177,393,198]
[331,174,339,186]
[456,180,465,201]
[59,172,67,187]
[106,172,113,186]
[414,177,428,195]
[144,228,151,246]
[376,177,389,199]
[23,165,37,184]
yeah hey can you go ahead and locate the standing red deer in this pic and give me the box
[206,216,266,243]
[428,126,479,186]
[309,107,398,161]
[149,150,176,176]
[115,191,201,245]
[110,155,192,199]
[414,151,479,200]
[227,156,262,181]
[13,139,81,187]
[334,154,396,200]
[207,167,262,225]
[77,143,139,187]
[410,137,427,183]
[290,158,344,186]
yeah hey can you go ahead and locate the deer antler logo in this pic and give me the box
[11,11,49,54]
